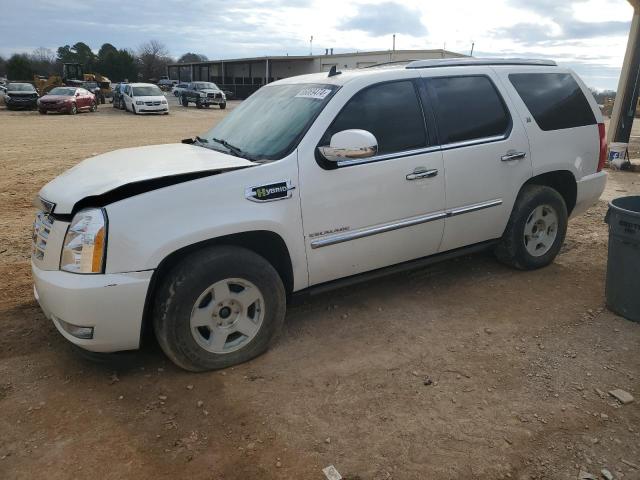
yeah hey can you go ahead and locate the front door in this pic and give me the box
[420,69,533,251]
[298,78,446,286]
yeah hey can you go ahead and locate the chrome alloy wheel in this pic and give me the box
[190,278,265,354]
[523,204,558,257]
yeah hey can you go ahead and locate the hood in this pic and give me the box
[40,94,73,101]
[40,143,254,214]
[8,90,37,96]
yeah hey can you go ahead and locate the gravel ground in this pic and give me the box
[0,98,639,480]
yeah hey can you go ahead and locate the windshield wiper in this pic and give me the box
[211,137,245,158]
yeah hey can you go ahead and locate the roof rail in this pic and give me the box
[405,58,557,69]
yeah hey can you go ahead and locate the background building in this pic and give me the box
[167,49,465,98]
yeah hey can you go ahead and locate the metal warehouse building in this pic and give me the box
[167,49,465,98]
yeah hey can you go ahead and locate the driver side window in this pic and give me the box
[324,80,428,156]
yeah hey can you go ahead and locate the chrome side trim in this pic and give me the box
[310,211,447,249]
[449,198,503,217]
[336,145,440,167]
[440,135,506,151]
[310,198,503,249]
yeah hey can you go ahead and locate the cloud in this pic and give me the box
[340,2,427,37]
[494,19,630,45]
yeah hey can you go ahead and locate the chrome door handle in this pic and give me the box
[501,151,527,162]
[406,167,438,181]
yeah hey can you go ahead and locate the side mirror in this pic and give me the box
[75,92,80,97]
[318,129,378,162]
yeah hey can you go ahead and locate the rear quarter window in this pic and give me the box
[509,73,596,131]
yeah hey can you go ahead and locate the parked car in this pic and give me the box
[111,82,129,109]
[180,82,226,109]
[37,86,97,115]
[32,58,606,371]
[158,77,178,91]
[120,83,169,114]
[171,82,190,97]
[5,82,39,110]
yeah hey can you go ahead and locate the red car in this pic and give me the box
[38,87,97,115]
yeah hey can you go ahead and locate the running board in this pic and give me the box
[290,239,498,302]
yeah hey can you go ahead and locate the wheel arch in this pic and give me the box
[521,170,577,215]
[139,230,294,344]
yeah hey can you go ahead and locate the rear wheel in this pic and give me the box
[39,109,46,115]
[153,246,286,371]
[174,90,180,97]
[494,185,568,270]
[182,96,189,107]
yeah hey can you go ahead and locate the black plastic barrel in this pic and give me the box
[605,196,640,322]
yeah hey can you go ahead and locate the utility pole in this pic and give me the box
[470,42,475,56]
[310,36,313,56]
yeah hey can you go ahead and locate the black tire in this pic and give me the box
[182,96,189,107]
[153,246,286,371]
[196,98,203,109]
[174,90,180,97]
[219,102,226,110]
[39,109,46,115]
[69,103,77,115]
[90,101,97,112]
[494,185,568,270]
[112,98,118,108]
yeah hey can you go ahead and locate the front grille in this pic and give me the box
[145,101,161,106]
[32,211,54,260]
[207,93,222,99]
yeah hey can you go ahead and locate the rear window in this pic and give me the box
[509,73,595,131]
[426,76,510,145]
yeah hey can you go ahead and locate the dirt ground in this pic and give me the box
[1,97,639,480]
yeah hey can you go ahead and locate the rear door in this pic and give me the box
[420,68,532,251]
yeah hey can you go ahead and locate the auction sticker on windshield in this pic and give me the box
[295,87,332,100]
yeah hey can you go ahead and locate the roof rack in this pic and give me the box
[405,58,557,69]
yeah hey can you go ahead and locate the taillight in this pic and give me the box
[597,123,607,172]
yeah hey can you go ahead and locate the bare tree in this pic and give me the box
[137,40,173,81]
[30,47,58,76]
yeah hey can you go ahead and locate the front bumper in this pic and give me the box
[137,105,169,113]
[32,261,152,352]
[40,103,71,113]
[572,171,607,218]
[6,98,37,108]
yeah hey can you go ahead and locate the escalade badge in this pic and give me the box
[245,180,295,202]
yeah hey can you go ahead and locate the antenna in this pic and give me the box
[328,65,342,77]
[310,35,313,55]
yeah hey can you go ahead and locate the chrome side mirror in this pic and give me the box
[318,129,378,162]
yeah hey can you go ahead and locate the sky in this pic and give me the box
[0,0,633,90]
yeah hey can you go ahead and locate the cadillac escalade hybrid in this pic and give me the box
[32,59,608,371]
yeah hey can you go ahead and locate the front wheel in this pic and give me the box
[494,185,568,270]
[219,102,226,110]
[69,103,77,115]
[196,99,203,109]
[153,246,286,371]
[90,101,97,112]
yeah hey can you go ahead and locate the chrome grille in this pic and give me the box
[32,211,54,260]
[145,101,161,106]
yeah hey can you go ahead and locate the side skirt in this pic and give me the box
[290,239,499,303]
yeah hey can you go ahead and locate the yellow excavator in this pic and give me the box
[62,63,112,104]
[33,74,63,95]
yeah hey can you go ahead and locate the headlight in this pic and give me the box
[136,100,144,105]
[5,95,10,101]
[60,208,107,274]
[161,99,167,104]
[200,93,206,98]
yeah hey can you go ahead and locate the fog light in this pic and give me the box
[56,317,94,339]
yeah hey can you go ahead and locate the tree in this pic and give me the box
[98,43,118,59]
[178,52,208,63]
[96,47,138,82]
[7,54,34,80]
[30,47,57,76]
[56,42,96,71]
[0,56,6,78]
[137,40,173,81]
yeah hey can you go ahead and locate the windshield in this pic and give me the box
[132,85,162,96]
[201,83,338,161]
[8,83,35,92]
[195,82,218,90]
[49,87,77,96]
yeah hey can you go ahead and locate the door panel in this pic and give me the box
[298,78,446,286]
[420,68,533,252]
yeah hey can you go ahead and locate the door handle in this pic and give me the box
[406,167,438,181]
[501,150,527,162]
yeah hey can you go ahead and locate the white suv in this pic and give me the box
[32,59,607,371]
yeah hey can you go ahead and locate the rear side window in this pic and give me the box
[426,76,511,145]
[326,80,427,155]
[509,73,595,131]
